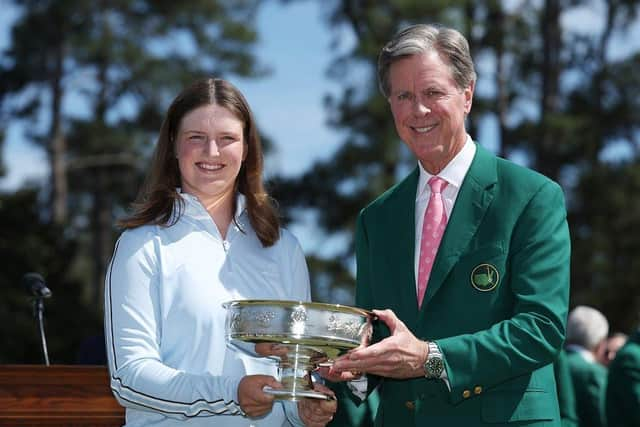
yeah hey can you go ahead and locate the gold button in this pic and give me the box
[462,390,471,399]
[405,401,415,410]
[474,386,483,395]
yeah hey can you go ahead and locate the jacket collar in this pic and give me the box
[419,143,498,310]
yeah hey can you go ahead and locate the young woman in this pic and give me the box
[104,78,336,426]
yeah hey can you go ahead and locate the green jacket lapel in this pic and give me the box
[420,144,498,309]
[386,167,421,324]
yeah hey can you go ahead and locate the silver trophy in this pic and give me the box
[223,300,374,401]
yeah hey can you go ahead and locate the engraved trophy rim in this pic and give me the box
[223,299,374,401]
[222,299,374,318]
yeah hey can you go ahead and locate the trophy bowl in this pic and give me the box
[223,299,374,401]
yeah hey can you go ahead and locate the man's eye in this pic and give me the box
[397,93,411,101]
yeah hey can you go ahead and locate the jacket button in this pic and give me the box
[462,390,471,399]
[474,386,483,395]
[405,401,415,410]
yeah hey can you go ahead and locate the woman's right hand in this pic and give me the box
[237,375,282,418]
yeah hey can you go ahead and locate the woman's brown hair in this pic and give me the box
[119,78,280,247]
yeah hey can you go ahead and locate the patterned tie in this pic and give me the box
[417,176,448,308]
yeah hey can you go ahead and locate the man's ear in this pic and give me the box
[464,81,475,114]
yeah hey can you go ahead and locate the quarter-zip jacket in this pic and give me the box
[105,192,311,426]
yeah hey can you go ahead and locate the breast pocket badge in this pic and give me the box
[470,263,500,292]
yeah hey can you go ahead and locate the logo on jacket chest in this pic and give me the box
[470,263,500,292]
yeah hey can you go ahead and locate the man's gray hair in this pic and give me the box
[377,23,477,98]
[566,305,609,350]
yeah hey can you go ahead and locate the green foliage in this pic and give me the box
[276,1,640,333]
[0,188,101,363]
[0,0,268,362]
[570,160,640,332]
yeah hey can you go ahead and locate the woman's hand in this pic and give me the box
[237,374,282,418]
[297,383,337,426]
[254,342,289,358]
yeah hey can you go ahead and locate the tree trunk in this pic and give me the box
[50,41,67,225]
[538,0,562,180]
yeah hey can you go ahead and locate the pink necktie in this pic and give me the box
[417,176,448,308]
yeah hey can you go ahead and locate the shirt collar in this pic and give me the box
[176,188,246,223]
[416,135,476,200]
[565,344,597,363]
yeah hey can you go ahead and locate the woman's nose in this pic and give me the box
[206,139,220,156]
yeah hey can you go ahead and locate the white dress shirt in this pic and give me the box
[414,136,476,293]
[565,344,597,363]
[105,192,311,426]
[349,136,476,399]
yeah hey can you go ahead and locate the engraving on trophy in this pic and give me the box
[230,312,242,332]
[253,310,276,328]
[358,321,373,343]
[224,300,374,401]
[327,314,360,339]
[291,306,308,323]
[291,306,307,335]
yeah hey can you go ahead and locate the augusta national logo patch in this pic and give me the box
[470,263,500,292]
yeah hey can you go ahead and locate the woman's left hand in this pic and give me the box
[297,383,337,427]
[254,342,289,358]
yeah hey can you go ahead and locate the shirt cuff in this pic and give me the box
[346,375,368,401]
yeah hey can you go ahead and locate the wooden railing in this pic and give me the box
[0,365,124,426]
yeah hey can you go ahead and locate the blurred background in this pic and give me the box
[1,0,639,364]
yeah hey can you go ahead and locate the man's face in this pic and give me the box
[388,51,474,174]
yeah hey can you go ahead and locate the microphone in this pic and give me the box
[22,272,52,365]
[22,272,52,298]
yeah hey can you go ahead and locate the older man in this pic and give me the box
[565,306,609,427]
[328,23,571,426]
[606,325,640,427]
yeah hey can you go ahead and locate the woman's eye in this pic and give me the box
[189,135,205,142]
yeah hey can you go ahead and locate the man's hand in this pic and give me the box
[237,375,281,418]
[330,309,428,379]
[297,383,337,426]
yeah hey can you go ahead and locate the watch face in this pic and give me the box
[426,357,444,378]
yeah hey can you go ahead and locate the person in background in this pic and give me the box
[605,324,640,427]
[598,332,628,366]
[325,22,571,426]
[565,305,609,427]
[104,77,336,426]
[554,349,579,427]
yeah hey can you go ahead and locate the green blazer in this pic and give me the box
[606,330,640,427]
[555,349,579,427]
[565,349,607,427]
[353,143,571,426]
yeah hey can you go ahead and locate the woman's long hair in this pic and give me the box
[118,78,280,247]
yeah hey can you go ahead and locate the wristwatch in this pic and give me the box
[423,341,444,379]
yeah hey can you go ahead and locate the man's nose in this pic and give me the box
[412,98,430,115]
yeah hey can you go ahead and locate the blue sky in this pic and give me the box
[0,0,355,263]
[3,1,638,190]
[1,1,638,260]
[0,1,347,187]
